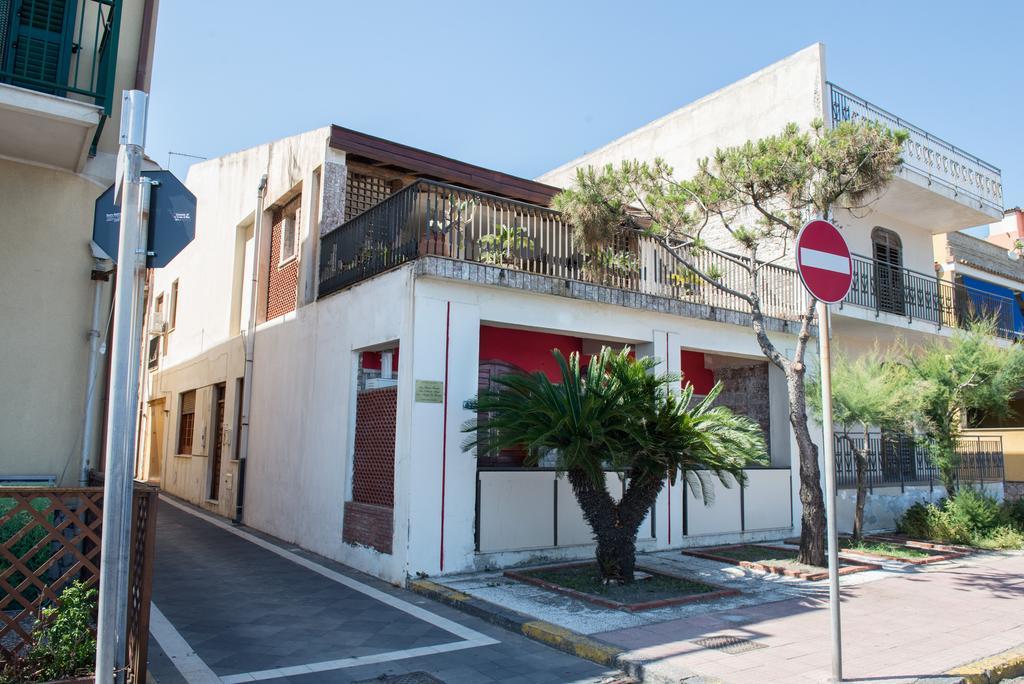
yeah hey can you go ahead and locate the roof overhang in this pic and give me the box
[329,125,559,206]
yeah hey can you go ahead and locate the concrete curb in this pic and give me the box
[408,579,624,667]
[408,578,720,683]
[921,644,1024,683]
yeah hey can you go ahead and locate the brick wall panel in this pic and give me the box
[266,204,300,319]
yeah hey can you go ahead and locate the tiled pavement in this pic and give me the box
[595,550,1024,683]
[148,498,619,684]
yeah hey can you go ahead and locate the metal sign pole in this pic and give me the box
[817,299,843,682]
[95,90,149,684]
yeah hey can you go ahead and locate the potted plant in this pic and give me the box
[478,225,534,266]
[420,195,477,257]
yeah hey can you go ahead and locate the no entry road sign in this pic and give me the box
[796,219,852,304]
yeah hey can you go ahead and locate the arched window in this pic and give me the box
[871,227,905,315]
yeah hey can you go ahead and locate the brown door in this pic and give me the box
[209,383,226,501]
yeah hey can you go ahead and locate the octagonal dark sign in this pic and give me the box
[93,170,196,268]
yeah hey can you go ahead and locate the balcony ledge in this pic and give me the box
[414,256,807,336]
[0,83,102,172]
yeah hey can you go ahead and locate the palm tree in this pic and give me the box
[463,346,767,584]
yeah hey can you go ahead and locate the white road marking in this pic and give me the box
[800,247,850,274]
[149,603,220,683]
[154,495,498,683]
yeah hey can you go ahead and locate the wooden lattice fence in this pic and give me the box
[0,484,158,682]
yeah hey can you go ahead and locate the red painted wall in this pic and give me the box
[681,350,715,394]
[479,326,583,381]
[361,349,400,372]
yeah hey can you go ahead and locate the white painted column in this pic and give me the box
[404,295,481,577]
[641,330,684,550]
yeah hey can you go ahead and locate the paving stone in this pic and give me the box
[148,499,617,683]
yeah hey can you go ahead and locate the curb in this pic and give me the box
[920,644,1024,683]
[408,579,624,667]
[408,578,720,683]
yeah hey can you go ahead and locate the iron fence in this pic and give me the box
[828,82,1002,212]
[833,432,1003,490]
[843,254,1018,339]
[318,179,805,320]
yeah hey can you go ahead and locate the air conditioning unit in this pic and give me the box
[149,312,167,335]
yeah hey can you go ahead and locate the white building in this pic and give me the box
[143,44,1004,585]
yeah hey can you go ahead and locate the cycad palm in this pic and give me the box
[464,347,767,583]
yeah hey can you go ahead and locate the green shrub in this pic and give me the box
[945,489,1001,535]
[896,491,1024,549]
[1,581,98,683]
[974,525,1024,550]
[1001,497,1024,530]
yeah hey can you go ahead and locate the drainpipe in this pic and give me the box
[235,173,267,524]
[80,243,115,485]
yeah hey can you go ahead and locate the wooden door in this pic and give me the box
[208,383,226,501]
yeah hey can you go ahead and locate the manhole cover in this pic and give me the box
[353,673,446,684]
[692,635,768,655]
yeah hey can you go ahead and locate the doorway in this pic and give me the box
[208,383,226,501]
[147,398,166,484]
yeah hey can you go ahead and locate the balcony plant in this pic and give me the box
[464,346,766,584]
[552,119,907,567]
[420,194,477,257]
[478,225,534,266]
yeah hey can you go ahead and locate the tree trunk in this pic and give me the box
[788,370,827,567]
[853,448,868,542]
[567,469,663,584]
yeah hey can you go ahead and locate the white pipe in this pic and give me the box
[79,265,110,485]
[235,173,267,523]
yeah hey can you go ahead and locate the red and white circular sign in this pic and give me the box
[795,220,852,304]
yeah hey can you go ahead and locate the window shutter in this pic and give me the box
[181,390,195,414]
[5,0,77,95]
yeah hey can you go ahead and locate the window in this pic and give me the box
[279,215,298,265]
[871,227,905,315]
[169,280,179,329]
[154,293,164,325]
[177,390,196,455]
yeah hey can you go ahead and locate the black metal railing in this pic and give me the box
[828,82,1002,213]
[318,180,805,321]
[833,432,1003,490]
[843,254,1019,339]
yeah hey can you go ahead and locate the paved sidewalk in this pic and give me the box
[594,551,1024,683]
[148,497,619,683]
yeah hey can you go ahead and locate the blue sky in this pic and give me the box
[146,1,1023,227]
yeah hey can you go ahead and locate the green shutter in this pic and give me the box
[4,0,77,95]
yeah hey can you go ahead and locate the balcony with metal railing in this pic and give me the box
[834,432,1004,491]
[827,82,1003,225]
[317,179,806,327]
[840,253,1021,339]
[0,0,121,170]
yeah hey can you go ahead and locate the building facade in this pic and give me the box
[934,208,1024,500]
[0,0,160,485]
[143,44,1005,585]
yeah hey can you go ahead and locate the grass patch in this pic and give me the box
[526,564,717,604]
[708,545,799,564]
[841,539,932,560]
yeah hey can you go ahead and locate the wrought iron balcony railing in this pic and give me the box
[842,254,1020,339]
[318,180,805,322]
[833,432,1003,490]
[828,82,1002,213]
[1,0,122,144]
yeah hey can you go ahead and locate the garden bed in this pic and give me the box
[682,544,880,580]
[783,536,966,564]
[864,534,975,555]
[504,562,739,612]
